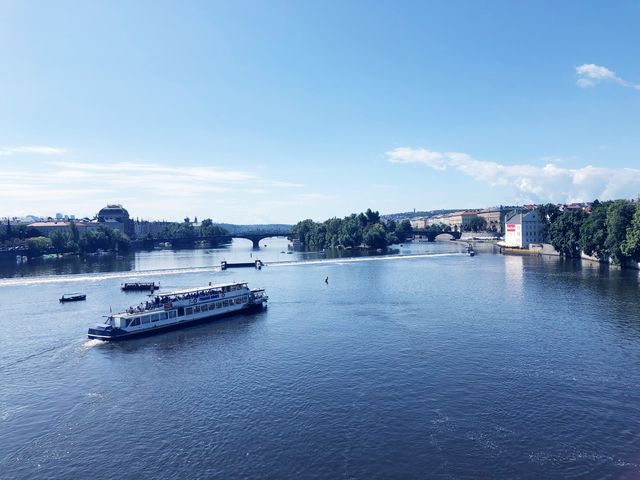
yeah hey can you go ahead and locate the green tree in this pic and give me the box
[50,231,70,254]
[69,221,80,245]
[365,208,380,225]
[604,200,636,264]
[199,218,228,237]
[622,198,640,262]
[468,217,487,232]
[395,220,413,242]
[549,210,585,257]
[579,200,609,258]
[536,204,560,240]
[363,223,387,249]
[110,229,131,252]
[290,209,390,250]
[26,236,52,254]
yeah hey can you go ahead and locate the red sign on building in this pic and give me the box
[506,224,516,232]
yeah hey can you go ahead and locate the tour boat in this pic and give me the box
[121,282,160,291]
[60,293,87,303]
[88,281,268,341]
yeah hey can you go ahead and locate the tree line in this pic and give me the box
[290,209,413,250]
[2,218,231,256]
[540,199,640,264]
[1,221,131,255]
[152,218,228,239]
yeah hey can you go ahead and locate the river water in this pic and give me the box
[1,239,640,479]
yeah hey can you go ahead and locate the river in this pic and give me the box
[1,239,639,479]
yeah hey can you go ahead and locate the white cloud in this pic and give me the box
[576,64,640,89]
[387,147,640,203]
[0,146,67,156]
[0,160,307,222]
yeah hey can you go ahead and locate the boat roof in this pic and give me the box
[63,292,83,296]
[159,281,248,296]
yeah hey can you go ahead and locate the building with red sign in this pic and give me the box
[503,210,545,248]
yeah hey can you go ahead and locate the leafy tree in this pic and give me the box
[579,200,609,257]
[50,231,70,254]
[395,220,413,242]
[110,229,131,252]
[70,221,80,245]
[199,219,228,237]
[604,200,636,264]
[26,236,52,254]
[468,217,487,232]
[365,208,380,225]
[622,198,640,262]
[549,210,586,257]
[363,223,387,249]
[536,204,560,240]
[291,209,391,250]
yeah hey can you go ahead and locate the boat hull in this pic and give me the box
[60,296,86,303]
[88,303,266,341]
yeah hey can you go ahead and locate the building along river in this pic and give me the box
[1,238,640,479]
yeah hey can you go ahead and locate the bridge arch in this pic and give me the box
[231,234,289,249]
[434,232,459,241]
[412,229,461,242]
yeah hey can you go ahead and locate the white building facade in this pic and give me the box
[503,210,545,248]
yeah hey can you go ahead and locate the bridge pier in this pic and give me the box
[252,238,261,249]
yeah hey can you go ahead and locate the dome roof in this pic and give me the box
[97,204,129,217]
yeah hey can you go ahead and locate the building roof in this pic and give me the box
[28,221,93,228]
[98,204,129,217]
[28,221,71,227]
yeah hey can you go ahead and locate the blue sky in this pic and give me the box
[1,1,639,223]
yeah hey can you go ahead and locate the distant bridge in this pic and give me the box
[411,229,461,242]
[227,231,291,249]
[150,230,290,249]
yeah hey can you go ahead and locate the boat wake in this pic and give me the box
[82,339,106,349]
[266,252,463,268]
[0,252,464,287]
[0,265,222,288]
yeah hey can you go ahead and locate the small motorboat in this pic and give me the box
[466,244,476,256]
[60,293,86,303]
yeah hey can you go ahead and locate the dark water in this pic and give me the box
[1,239,640,479]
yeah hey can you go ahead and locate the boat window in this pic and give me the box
[161,312,168,320]
[186,307,193,315]
[216,302,222,309]
[131,317,140,327]
[177,307,184,317]
[141,316,150,324]
[194,306,201,313]
[168,311,176,318]
[202,304,209,311]
[150,314,159,322]
[223,300,229,307]
[242,295,248,302]
[235,297,242,304]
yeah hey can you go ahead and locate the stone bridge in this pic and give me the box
[411,229,462,242]
[150,231,290,249]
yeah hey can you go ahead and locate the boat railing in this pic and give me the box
[123,287,248,315]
